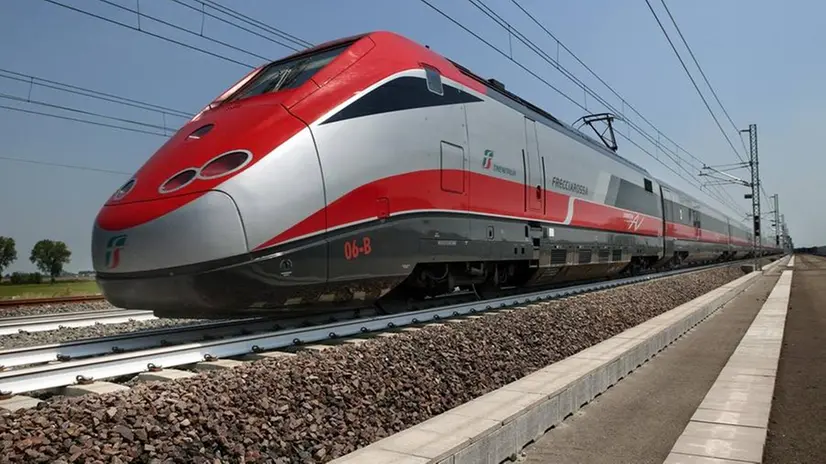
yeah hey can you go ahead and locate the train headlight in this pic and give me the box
[159,169,198,194]
[198,150,252,180]
[111,178,136,201]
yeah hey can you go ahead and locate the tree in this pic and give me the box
[30,240,71,283]
[0,236,16,276]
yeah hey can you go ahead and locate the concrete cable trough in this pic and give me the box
[0,261,739,396]
[329,255,790,464]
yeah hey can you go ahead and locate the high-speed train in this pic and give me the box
[92,31,782,319]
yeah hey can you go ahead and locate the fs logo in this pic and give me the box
[105,234,127,269]
[482,150,494,170]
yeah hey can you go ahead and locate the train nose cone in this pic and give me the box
[92,190,248,274]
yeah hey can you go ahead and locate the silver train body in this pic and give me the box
[91,32,781,318]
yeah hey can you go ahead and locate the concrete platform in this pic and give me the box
[329,257,789,464]
[664,269,792,463]
[519,265,783,464]
[763,254,826,463]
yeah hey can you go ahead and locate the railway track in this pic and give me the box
[0,309,155,336]
[0,309,378,369]
[0,259,758,397]
[0,295,105,308]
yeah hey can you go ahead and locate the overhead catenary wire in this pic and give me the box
[657,0,750,157]
[41,0,315,70]
[490,0,746,216]
[8,0,313,177]
[0,155,132,176]
[643,0,747,165]
[429,0,745,217]
[656,11,770,213]
[41,0,257,68]
[502,0,742,213]
[176,0,314,50]
[465,0,743,215]
[0,68,193,119]
[168,0,301,52]
[0,66,192,139]
[0,69,182,173]
[509,0,707,169]
[0,103,169,137]
[0,92,173,134]
[96,0,271,64]
[199,0,314,48]
[14,0,749,215]
[50,0,715,200]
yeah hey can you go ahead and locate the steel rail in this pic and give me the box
[0,310,155,335]
[0,260,753,396]
[0,308,377,369]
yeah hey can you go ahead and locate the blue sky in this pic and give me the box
[0,0,819,273]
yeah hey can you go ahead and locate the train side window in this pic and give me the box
[644,178,653,192]
[424,65,444,96]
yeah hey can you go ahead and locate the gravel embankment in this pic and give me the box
[0,318,208,350]
[0,265,751,463]
[0,300,116,319]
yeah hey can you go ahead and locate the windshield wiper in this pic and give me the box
[276,59,312,91]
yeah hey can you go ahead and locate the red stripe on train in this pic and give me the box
[255,169,668,251]
[570,200,661,237]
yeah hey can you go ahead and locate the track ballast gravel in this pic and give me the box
[0,318,208,350]
[0,300,115,319]
[0,265,748,463]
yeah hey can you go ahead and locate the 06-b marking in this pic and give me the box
[344,236,372,260]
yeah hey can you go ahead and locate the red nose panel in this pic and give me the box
[101,101,306,230]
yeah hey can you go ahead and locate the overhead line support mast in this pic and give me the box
[742,124,761,270]
[698,123,763,270]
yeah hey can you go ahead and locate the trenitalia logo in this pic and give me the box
[105,234,127,269]
[482,149,517,177]
[482,150,493,169]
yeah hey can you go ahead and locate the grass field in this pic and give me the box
[0,280,101,300]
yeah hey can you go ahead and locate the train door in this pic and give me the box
[726,219,733,252]
[659,186,668,256]
[691,209,701,240]
[660,186,677,261]
[523,117,543,212]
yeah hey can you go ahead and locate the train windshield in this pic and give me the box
[228,44,350,103]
